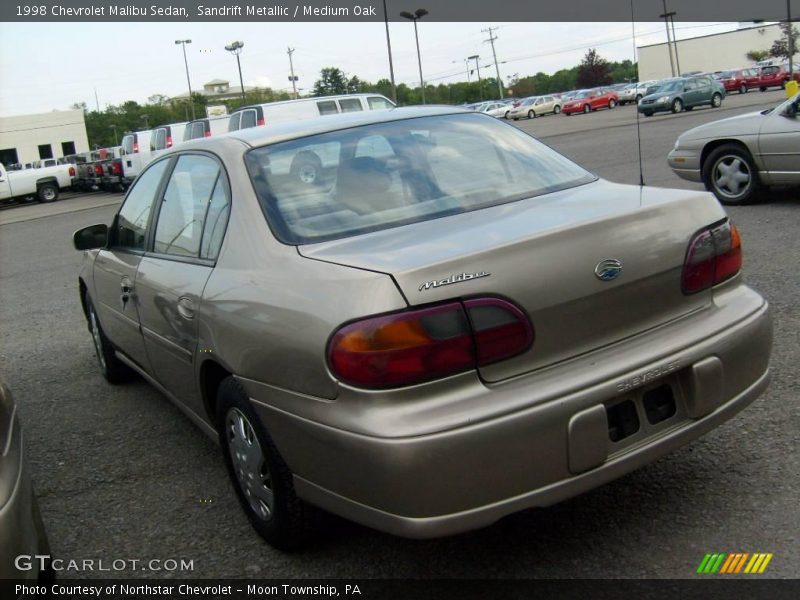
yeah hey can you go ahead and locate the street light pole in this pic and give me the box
[400,8,428,104]
[383,0,397,102]
[468,54,483,100]
[788,0,794,77]
[175,39,195,120]
[287,46,298,99]
[660,0,676,77]
[225,41,246,104]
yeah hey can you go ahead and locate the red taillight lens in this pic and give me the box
[112,161,122,175]
[257,118,265,126]
[327,298,533,389]
[204,130,211,137]
[682,221,742,294]
[94,164,104,176]
[133,142,139,153]
[166,136,173,148]
[68,166,76,176]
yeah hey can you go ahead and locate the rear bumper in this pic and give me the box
[245,287,772,538]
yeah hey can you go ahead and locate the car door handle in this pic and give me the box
[177,296,196,320]
[120,277,133,306]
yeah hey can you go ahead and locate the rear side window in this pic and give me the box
[200,178,231,260]
[240,109,257,129]
[316,101,339,116]
[228,113,241,132]
[153,155,220,258]
[113,159,169,250]
[151,129,167,151]
[338,98,363,113]
[367,96,394,110]
[122,135,134,154]
[184,122,206,141]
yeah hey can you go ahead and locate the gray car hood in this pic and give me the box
[679,110,767,141]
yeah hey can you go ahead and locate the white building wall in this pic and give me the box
[638,24,788,81]
[0,109,89,165]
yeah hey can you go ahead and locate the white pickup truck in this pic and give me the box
[0,162,75,203]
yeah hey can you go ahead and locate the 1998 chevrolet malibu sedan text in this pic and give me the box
[73,107,772,549]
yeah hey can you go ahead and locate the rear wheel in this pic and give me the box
[643,110,653,117]
[739,83,747,94]
[218,377,312,550]
[582,104,591,114]
[702,144,763,205]
[504,111,509,119]
[760,87,767,92]
[711,93,722,108]
[84,293,134,384]
[527,110,535,119]
[636,94,643,102]
[553,105,561,114]
[671,98,684,113]
[37,183,58,203]
[608,99,617,109]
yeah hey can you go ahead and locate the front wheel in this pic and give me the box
[85,293,134,384]
[582,104,591,114]
[608,99,617,109]
[702,144,763,205]
[760,87,767,92]
[671,98,684,113]
[37,183,58,203]
[504,111,509,119]
[739,83,747,94]
[553,105,561,114]
[528,110,535,119]
[218,377,312,550]
[711,93,722,108]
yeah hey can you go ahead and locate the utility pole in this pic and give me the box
[287,46,299,99]
[668,13,681,76]
[468,54,482,100]
[788,0,794,76]
[660,0,676,77]
[482,26,503,99]
[382,0,397,102]
[94,88,100,112]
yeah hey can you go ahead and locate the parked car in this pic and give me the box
[717,68,760,94]
[638,76,724,117]
[562,88,619,115]
[73,106,772,549]
[617,83,639,105]
[474,101,512,119]
[508,95,562,119]
[0,161,75,203]
[668,92,800,205]
[757,64,800,91]
[228,94,395,131]
[0,378,52,581]
[634,80,657,102]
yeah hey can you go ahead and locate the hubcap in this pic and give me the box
[713,155,751,199]
[297,164,317,184]
[42,187,56,200]
[89,308,106,371]
[226,408,274,520]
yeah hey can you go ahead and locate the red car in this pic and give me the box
[717,68,760,94]
[561,88,619,115]
[757,64,800,91]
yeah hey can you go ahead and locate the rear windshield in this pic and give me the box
[245,113,595,245]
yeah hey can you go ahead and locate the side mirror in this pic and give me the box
[73,223,108,250]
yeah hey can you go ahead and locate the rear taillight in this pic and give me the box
[133,142,139,153]
[112,161,122,175]
[94,164,104,176]
[327,298,533,389]
[166,136,173,148]
[682,221,742,294]
[68,166,76,176]
[257,118,265,126]
[204,130,211,138]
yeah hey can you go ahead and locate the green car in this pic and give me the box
[638,76,725,116]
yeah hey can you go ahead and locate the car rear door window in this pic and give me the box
[113,159,169,250]
[153,155,221,258]
[339,98,364,113]
[367,96,394,110]
[228,113,241,132]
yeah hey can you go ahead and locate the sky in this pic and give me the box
[0,20,741,116]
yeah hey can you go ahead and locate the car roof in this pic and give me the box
[176,106,473,151]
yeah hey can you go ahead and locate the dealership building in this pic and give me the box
[0,109,90,167]
[638,23,788,81]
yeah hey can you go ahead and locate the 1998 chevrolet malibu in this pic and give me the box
[73,107,772,549]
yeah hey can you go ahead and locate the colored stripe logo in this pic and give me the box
[697,553,773,574]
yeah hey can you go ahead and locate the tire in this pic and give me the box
[760,87,767,92]
[217,377,312,551]
[711,93,722,108]
[504,111,509,119]
[553,105,561,114]
[685,105,694,111]
[528,110,535,119]
[635,94,643,102]
[702,144,763,206]
[37,183,58,203]
[643,110,654,117]
[289,151,323,185]
[671,98,684,114]
[84,292,134,384]
[582,104,591,114]
[781,80,786,90]
[513,117,519,121]
[739,83,747,94]
[608,99,616,109]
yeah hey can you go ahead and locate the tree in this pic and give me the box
[576,49,612,88]
[147,94,169,106]
[769,21,800,61]
[746,49,770,63]
[70,101,88,112]
[347,75,365,93]
[313,68,348,96]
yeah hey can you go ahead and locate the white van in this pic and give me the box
[227,93,395,131]
[120,129,154,183]
[183,116,229,141]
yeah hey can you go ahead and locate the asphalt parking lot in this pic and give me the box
[0,89,797,579]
